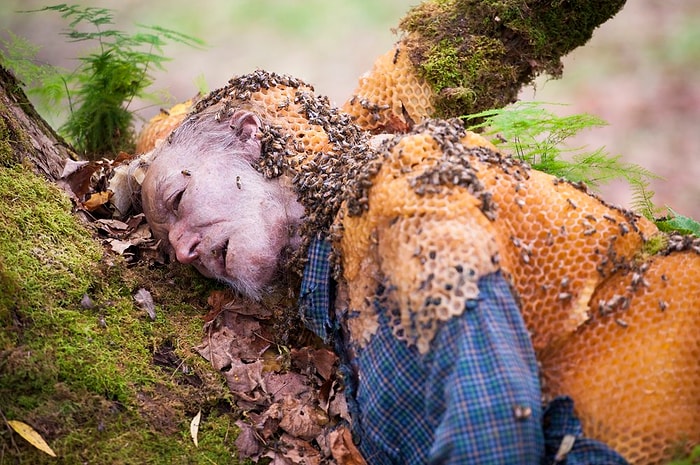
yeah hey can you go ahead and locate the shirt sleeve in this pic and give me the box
[345,270,545,464]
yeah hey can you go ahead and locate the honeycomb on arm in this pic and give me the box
[336,129,501,353]
[540,247,700,465]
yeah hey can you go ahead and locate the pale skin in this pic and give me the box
[141,108,305,299]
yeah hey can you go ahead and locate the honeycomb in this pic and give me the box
[335,121,698,463]
[135,99,193,153]
[540,250,700,465]
[337,131,501,352]
[342,39,435,134]
[338,121,658,354]
[474,162,658,351]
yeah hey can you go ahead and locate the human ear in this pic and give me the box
[230,109,262,162]
[230,109,261,144]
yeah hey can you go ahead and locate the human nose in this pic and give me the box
[168,225,202,264]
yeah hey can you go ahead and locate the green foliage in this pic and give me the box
[666,445,700,465]
[0,4,203,159]
[0,31,69,112]
[465,102,662,219]
[656,208,700,237]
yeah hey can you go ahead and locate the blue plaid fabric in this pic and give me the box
[299,237,628,465]
[299,236,334,342]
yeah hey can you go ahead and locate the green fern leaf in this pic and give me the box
[464,102,662,218]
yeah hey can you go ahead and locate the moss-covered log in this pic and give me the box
[399,0,626,117]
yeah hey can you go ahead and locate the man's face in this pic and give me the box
[141,109,304,298]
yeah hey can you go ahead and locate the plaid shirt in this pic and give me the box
[300,237,628,465]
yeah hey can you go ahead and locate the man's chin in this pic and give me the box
[190,261,278,301]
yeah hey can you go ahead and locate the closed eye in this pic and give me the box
[169,189,185,214]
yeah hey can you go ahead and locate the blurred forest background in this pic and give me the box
[1,0,699,219]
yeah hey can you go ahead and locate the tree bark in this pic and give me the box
[0,65,75,182]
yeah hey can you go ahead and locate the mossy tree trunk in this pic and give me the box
[399,0,627,117]
[0,66,75,181]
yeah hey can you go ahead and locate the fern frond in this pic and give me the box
[138,25,206,49]
[464,102,662,217]
[8,4,204,158]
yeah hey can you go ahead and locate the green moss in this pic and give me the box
[0,115,14,167]
[0,165,242,463]
[641,233,670,257]
[0,100,31,168]
[421,39,466,91]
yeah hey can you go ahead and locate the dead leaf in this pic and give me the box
[7,420,57,457]
[59,159,99,200]
[329,426,367,465]
[250,403,283,440]
[291,347,337,380]
[328,389,351,423]
[107,238,134,255]
[278,433,322,465]
[278,397,328,440]
[113,151,134,165]
[234,420,263,458]
[222,359,264,396]
[95,218,131,237]
[83,191,113,211]
[262,372,310,402]
[134,288,156,320]
[190,410,201,447]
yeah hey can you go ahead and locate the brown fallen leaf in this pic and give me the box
[278,433,322,465]
[234,420,263,458]
[262,372,310,402]
[83,191,113,211]
[95,218,131,237]
[291,347,338,380]
[329,426,367,465]
[222,359,264,395]
[278,397,328,440]
[250,403,283,440]
[7,420,57,457]
[107,238,134,255]
[59,159,99,200]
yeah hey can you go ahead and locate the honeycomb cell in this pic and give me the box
[135,99,193,153]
